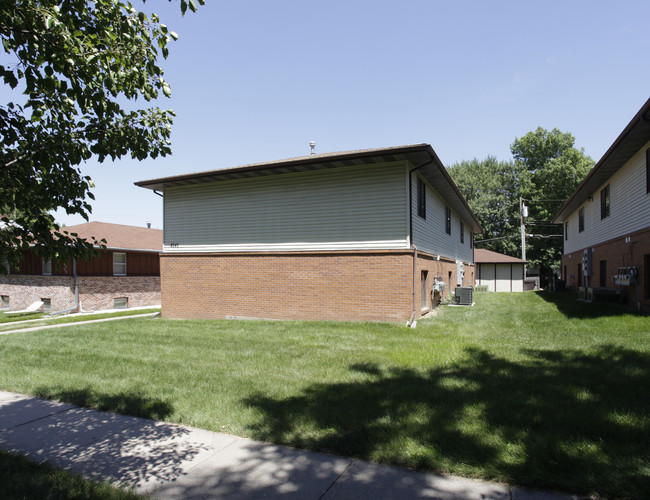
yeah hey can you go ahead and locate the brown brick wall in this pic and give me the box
[78,277,161,311]
[160,251,475,322]
[0,275,160,312]
[0,276,75,311]
[561,226,650,313]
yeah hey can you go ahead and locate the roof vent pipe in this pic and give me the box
[310,141,316,155]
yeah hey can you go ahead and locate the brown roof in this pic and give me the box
[474,248,527,264]
[135,143,483,234]
[61,221,162,252]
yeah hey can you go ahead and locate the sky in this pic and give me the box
[22,1,650,228]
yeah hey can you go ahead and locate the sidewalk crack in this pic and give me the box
[319,459,353,500]
[0,405,75,433]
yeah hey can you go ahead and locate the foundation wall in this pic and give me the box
[561,226,650,313]
[0,275,160,312]
[160,251,475,322]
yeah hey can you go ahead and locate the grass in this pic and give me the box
[0,308,160,333]
[0,292,648,498]
[0,449,143,499]
[0,311,45,323]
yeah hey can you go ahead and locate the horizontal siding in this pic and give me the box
[411,173,474,263]
[164,162,409,251]
[564,142,650,254]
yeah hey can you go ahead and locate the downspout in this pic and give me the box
[406,159,434,328]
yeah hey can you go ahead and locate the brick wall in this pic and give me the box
[0,275,75,311]
[561,226,650,313]
[0,275,160,312]
[160,250,475,322]
[78,276,161,311]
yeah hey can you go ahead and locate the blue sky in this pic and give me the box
[45,0,650,228]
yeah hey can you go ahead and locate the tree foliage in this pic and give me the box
[511,128,593,275]
[0,0,202,271]
[448,157,524,256]
[449,127,594,280]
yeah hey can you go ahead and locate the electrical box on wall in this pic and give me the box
[582,248,593,277]
[613,267,638,286]
[456,261,464,286]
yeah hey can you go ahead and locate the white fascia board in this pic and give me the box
[163,239,409,253]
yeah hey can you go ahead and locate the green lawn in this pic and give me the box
[0,449,143,500]
[0,308,160,334]
[0,292,648,498]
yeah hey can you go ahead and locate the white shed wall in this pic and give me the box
[477,263,525,292]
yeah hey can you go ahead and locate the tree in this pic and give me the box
[448,156,525,256]
[0,0,203,271]
[511,127,593,281]
[449,128,593,287]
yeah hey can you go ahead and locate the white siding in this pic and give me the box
[411,173,474,263]
[478,264,496,292]
[564,142,650,254]
[163,162,409,252]
[478,263,524,292]
[511,264,524,292]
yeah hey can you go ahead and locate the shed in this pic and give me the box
[475,249,527,292]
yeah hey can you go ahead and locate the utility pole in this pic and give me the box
[519,197,527,261]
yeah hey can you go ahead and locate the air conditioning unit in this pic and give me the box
[455,287,473,305]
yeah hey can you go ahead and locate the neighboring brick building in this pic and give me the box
[552,98,650,313]
[136,144,482,323]
[0,221,162,313]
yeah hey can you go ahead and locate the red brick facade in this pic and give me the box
[0,275,160,312]
[160,250,475,323]
[561,226,650,313]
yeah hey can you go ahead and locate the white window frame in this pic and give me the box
[113,252,127,276]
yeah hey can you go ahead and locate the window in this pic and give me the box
[578,207,585,233]
[564,221,568,241]
[600,184,610,219]
[113,253,126,276]
[114,297,128,309]
[460,223,464,244]
[41,298,51,312]
[1,295,8,309]
[416,177,426,219]
[643,254,650,299]
[445,206,451,235]
[42,259,52,275]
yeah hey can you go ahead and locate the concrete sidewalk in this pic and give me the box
[0,391,584,499]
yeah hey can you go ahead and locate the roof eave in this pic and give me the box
[552,98,650,223]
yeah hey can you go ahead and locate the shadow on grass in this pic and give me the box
[243,345,650,499]
[535,290,634,319]
[32,386,174,421]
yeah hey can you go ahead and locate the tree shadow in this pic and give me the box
[534,290,634,319]
[0,389,211,492]
[243,345,650,498]
[32,386,174,421]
